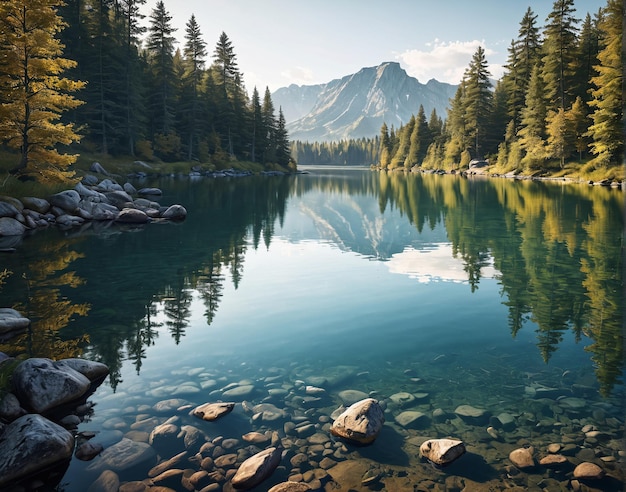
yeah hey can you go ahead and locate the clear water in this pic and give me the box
[0,168,624,491]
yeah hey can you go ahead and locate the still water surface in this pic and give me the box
[1,168,624,491]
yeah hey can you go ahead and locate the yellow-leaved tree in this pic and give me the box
[0,0,85,182]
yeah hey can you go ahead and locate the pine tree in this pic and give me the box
[546,108,575,167]
[0,0,85,181]
[379,123,392,168]
[518,65,547,169]
[261,87,277,164]
[586,0,623,166]
[463,46,493,159]
[541,0,580,111]
[180,14,207,161]
[249,87,263,163]
[274,107,291,168]
[146,1,177,136]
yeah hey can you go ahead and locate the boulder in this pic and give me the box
[419,438,466,467]
[86,438,157,474]
[12,357,91,413]
[55,214,85,227]
[0,196,23,212]
[330,398,385,445]
[230,446,282,490]
[454,404,488,424]
[137,187,162,196]
[0,201,19,218]
[75,182,102,199]
[116,208,150,224]
[49,190,80,212]
[103,190,134,209]
[161,204,187,221]
[0,392,25,421]
[509,446,535,469]
[573,462,605,480]
[123,182,137,195]
[395,410,429,429]
[90,161,110,175]
[0,217,26,236]
[58,358,110,383]
[192,402,235,421]
[79,201,119,221]
[0,414,74,488]
[21,197,50,214]
[337,389,369,406]
[82,174,100,186]
[96,179,123,192]
[0,308,30,336]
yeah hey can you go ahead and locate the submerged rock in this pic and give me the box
[330,398,385,445]
[419,438,466,467]
[573,462,605,480]
[268,482,312,492]
[509,446,536,469]
[231,446,282,490]
[192,402,235,421]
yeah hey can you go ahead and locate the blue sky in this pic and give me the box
[141,0,606,91]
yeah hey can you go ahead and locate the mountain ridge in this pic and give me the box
[272,62,457,142]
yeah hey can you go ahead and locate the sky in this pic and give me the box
[141,0,606,92]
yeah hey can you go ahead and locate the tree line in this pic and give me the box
[0,0,293,182]
[294,0,622,176]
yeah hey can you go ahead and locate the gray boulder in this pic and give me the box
[103,190,134,209]
[231,446,282,490]
[0,196,23,212]
[161,204,187,221]
[0,414,74,488]
[137,187,162,196]
[116,208,150,224]
[75,182,104,199]
[12,358,91,413]
[86,438,157,474]
[123,182,137,195]
[96,179,123,192]
[79,201,119,221]
[89,161,110,175]
[0,217,26,236]
[0,201,19,218]
[420,438,466,467]
[0,308,30,336]
[82,175,100,186]
[0,392,25,421]
[49,190,80,212]
[55,214,85,227]
[330,398,385,444]
[58,358,110,383]
[21,196,50,214]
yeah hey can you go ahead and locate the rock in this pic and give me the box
[80,201,119,221]
[59,358,110,382]
[230,446,282,490]
[242,432,270,444]
[337,389,369,406]
[394,410,428,429]
[539,454,568,467]
[149,423,182,454]
[0,392,24,421]
[494,412,516,430]
[12,357,91,413]
[223,384,255,399]
[161,204,187,221]
[55,214,85,227]
[123,182,137,195]
[0,196,23,212]
[0,201,20,218]
[87,470,119,492]
[0,308,30,336]
[573,462,605,480]
[116,208,150,224]
[96,179,123,192]
[75,181,102,199]
[268,482,312,492]
[0,217,26,236]
[90,162,110,175]
[21,197,50,214]
[330,398,385,445]
[454,404,488,424]
[86,438,157,474]
[252,402,287,422]
[419,438,466,467]
[76,441,104,461]
[104,190,134,209]
[49,190,80,212]
[509,446,535,469]
[138,187,162,196]
[148,451,188,478]
[0,414,74,488]
[192,402,235,421]
[389,392,416,407]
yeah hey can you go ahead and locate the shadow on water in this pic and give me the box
[439,451,499,482]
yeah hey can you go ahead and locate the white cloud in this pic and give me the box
[397,40,502,85]
[280,66,315,86]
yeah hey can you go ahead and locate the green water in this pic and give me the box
[0,168,624,491]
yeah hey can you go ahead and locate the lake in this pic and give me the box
[0,167,624,491]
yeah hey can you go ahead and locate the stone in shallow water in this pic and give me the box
[419,438,466,466]
[389,392,416,407]
[252,403,287,422]
[0,414,74,488]
[230,446,282,489]
[337,389,369,406]
[454,404,487,422]
[242,431,270,444]
[88,470,120,492]
[268,482,312,492]
[573,462,605,480]
[539,454,568,467]
[395,410,428,429]
[330,398,385,445]
[509,446,535,469]
[223,384,255,399]
[86,438,157,474]
[192,402,235,421]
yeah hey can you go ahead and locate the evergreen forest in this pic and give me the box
[0,0,293,182]
[293,0,623,180]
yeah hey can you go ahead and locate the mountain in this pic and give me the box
[272,62,458,142]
